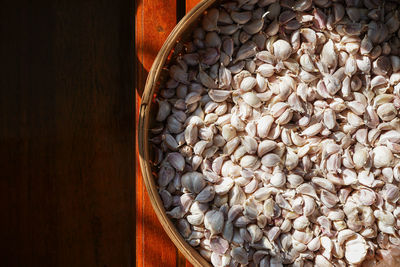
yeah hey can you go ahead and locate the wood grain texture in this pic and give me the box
[0,0,134,266]
[135,0,180,266]
[186,0,202,13]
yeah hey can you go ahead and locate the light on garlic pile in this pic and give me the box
[150,0,400,266]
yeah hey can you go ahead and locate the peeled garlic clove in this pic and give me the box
[382,184,400,203]
[323,108,336,130]
[244,18,265,35]
[279,10,296,24]
[302,195,315,216]
[208,89,231,102]
[243,92,261,108]
[158,164,175,187]
[347,112,363,127]
[370,75,387,90]
[344,56,357,76]
[229,184,246,206]
[301,123,323,137]
[256,140,277,158]
[202,8,219,32]
[247,224,263,243]
[167,152,185,172]
[271,102,289,118]
[257,115,274,138]
[230,247,248,265]
[261,153,281,167]
[345,234,368,264]
[218,65,232,89]
[285,149,299,170]
[347,101,365,116]
[299,69,318,83]
[321,40,337,70]
[296,183,318,199]
[312,177,335,193]
[373,56,392,76]
[352,148,368,169]
[379,130,400,144]
[231,11,252,24]
[357,170,374,187]
[315,255,333,267]
[287,174,304,188]
[293,216,309,230]
[209,236,229,256]
[156,100,171,122]
[300,53,316,72]
[181,172,206,193]
[196,185,215,202]
[204,210,224,235]
[320,236,333,260]
[373,146,394,168]
[292,229,313,244]
[356,55,371,73]
[267,226,281,242]
[257,63,275,77]
[377,103,397,121]
[270,171,286,187]
[273,39,292,60]
[187,213,204,226]
[391,55,400,72]
[234,41,257,63]
[341,168,357,185]
[221,124,236,142]
[240,76,257,92]
[240,155,259,169]
[321,189,339,208]
[198,70,217,88]
[214,178,233,196]
[307,237,321,251]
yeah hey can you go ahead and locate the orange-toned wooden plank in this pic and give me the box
[186,0,201,13]
[135,0,178,266]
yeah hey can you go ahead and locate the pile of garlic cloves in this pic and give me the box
[150,0,400,266]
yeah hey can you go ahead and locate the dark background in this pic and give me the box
[0,0,135,266]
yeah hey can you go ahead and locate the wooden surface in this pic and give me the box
[0,0,128,266]
[136,0,201,266]
[0,0,135,266]
[0,0,203,266]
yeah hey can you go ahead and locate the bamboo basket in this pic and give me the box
[137,1,400,266]
[138,0,219,266]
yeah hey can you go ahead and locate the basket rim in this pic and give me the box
[138,0,216,266]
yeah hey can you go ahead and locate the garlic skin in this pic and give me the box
[151,1,400,266]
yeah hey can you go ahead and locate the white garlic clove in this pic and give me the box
[296,183,318,199]
[257,115,274,138]
[344,234,368,264]
[208,89,231,102]
[377,103,397,121]
[321,40,337,70]
[230,247,248,265]
[273,39,292,60]
[261,153,281,167]
[372,145,394,168]
[301,122,323,137]
[320,189,339,208]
